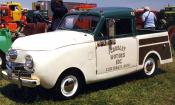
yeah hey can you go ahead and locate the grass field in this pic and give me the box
[0,56,175,105]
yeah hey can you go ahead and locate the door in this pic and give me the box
[96,18,138,75]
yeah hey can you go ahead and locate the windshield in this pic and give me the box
[58,14,100,33]
[0,9,8,16]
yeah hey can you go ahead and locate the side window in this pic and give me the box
[98,18,116,40]
[97,20,108,40]
[115,18,133,37]
[107,19,116,38]
[97,18,133,40]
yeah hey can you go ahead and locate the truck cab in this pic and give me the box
[6,2,22,22]
[164,6,175,27]
[163,6,175,48]
[1,7,173,100]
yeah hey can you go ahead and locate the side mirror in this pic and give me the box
[107,39,116,45]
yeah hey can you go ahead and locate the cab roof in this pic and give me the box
[67,7,134,18]
[91,7,134,18]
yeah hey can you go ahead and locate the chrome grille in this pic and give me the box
[6,61,32,77]
[12,70,31,77]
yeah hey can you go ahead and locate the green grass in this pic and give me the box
[0,57,175,105]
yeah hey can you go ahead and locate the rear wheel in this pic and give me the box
[143,57,158,77]
[54,71,83,100]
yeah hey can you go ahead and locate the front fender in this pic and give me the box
[30,42,96,89]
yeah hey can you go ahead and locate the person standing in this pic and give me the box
[51,0,68,31]
[33,4,50,24]
[32,4,50,34]
[142,6,157,30]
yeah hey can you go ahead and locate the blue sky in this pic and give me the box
[1,0,175,10]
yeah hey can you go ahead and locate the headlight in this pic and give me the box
[24,55,34,72]
[6,49,18,61]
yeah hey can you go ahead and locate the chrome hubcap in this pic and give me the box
[61,75,78,97]
[144,58,155,76]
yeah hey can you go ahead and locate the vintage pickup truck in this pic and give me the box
[1,7,173,99]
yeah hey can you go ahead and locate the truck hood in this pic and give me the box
[12,30,94,51]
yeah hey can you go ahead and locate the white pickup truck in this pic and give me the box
[1,7,173,99]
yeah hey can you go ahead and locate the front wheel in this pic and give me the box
[0,52,6,69]
[54,71,82,100]
[143,57,158,77]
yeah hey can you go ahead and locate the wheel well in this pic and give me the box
[147,53,159,63]
[57,67,86,85]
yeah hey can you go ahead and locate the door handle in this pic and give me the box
[107,39,116,45]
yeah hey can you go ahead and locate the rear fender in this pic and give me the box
[142,51,161,65]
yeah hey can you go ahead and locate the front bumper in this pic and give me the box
[2,62,40,88]
[1,70,40,88]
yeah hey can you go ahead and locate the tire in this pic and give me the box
[0,52,6,69]
[143,57,158,77]
[54,71,83,100]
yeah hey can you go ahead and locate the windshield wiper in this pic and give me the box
[74,29,93,33]
[57,27,68,30]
